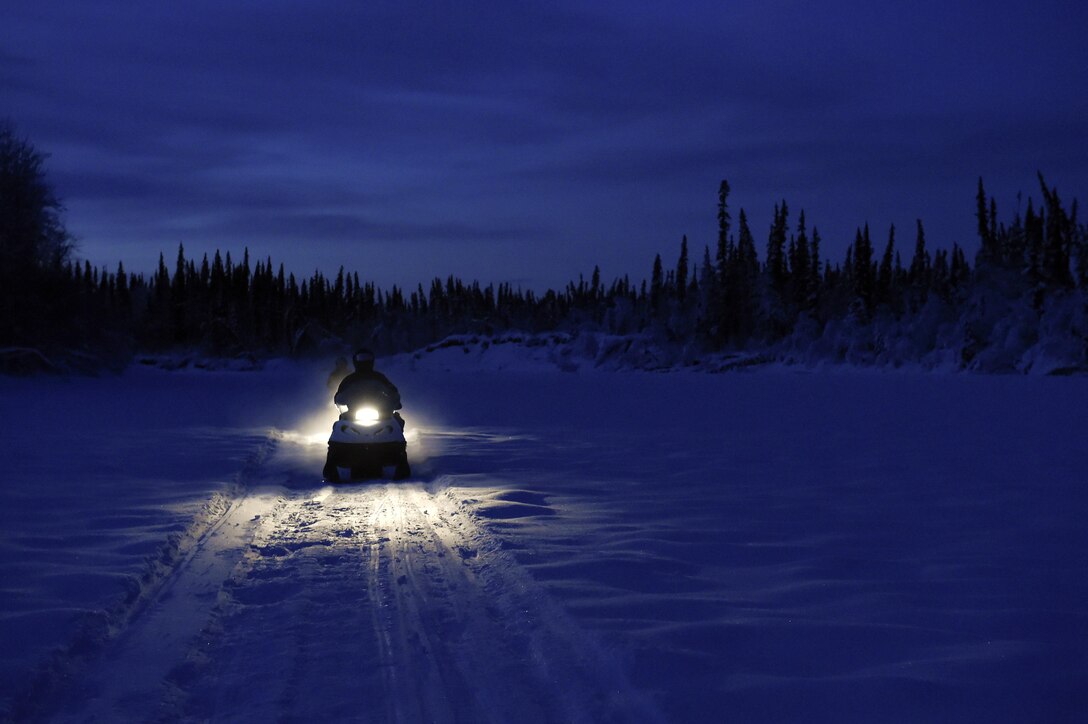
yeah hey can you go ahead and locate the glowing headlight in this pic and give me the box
[354,406,381,426]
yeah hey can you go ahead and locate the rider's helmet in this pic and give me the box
[352,348,375,370]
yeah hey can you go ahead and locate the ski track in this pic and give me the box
[46,439,662,723]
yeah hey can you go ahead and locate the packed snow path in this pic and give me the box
[48,448,658,723]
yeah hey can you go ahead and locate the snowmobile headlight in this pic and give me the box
[355,406,381,426]
[336,404,349,414]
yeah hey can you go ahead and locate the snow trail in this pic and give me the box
[36,435,282,722]
[8,432,280,723]
[180,478,662,722]
[360,482,661,723]
[38,431,659,723]
[50,491,281,722]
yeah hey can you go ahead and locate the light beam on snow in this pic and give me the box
[282,403,340,447]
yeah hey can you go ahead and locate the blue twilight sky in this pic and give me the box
[3,1,1087,290]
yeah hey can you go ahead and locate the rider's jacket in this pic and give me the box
[334,369,402,411]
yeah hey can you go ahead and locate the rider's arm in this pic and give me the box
[386,385,402,410]
[375,372,402,409]
[333,375,352,406]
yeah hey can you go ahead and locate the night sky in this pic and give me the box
[4,1,1087,290]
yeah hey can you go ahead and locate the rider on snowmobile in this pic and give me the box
[334,349,403,419]
[323,348,409,482]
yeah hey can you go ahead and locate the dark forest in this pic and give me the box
[3,126,1086,373]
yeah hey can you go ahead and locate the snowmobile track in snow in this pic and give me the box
[10,431,281,724]
[359,484,618,724]
[32,435,663,723]
[182,481,664,723]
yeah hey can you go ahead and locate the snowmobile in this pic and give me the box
[322,391,411,482]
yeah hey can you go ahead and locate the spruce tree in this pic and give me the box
[698,245,715,316]
[716,180,731,287]
[650,254,664,311]
[908,220,930,307]
[729,209,760,340]
[1038,173,1074,287]
[735,209,759,280]
[766,202,789,292]
[171,243,188,343]
[1076,216,1088,288]
[950,244,970,291]
[155,252,170,307]
[116,261,131,315]
[976,177,993,261]
[793,210,811,307]
[1024,198,1042,282]
[877,224,895,306]
[676,235,689,303]
[1005,206,1026,272]
[334,266,345,305]
[852,225,875,310]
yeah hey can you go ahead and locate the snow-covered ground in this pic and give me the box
[2,349,1087,722]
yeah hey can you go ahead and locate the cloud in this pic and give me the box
[183,210,548,246]
[3,1,1087,287]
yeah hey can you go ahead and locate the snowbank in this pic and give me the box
[396,293,1087,378]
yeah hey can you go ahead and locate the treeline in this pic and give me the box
[2,116,1085,368]
[687,176,1084,346]
[31,175,1084,369]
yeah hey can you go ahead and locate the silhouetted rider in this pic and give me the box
[324,348,410,482]
[334,349,402,415]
